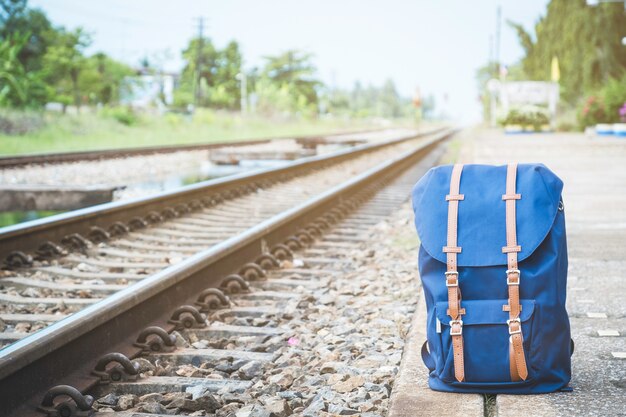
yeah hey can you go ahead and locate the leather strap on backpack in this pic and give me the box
[502,163,528,381]
[443,163,465,382]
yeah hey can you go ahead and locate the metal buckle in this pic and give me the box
[507,318,522,335]
[445,271,459,287]
[449,319,463,336]
[506,269,521,285]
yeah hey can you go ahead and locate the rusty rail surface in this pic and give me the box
[0,128,455,417]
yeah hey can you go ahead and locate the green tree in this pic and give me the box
[42,27,91,110]
[255,50,321,116]
[1,1,138,110]
[176,37,243,109]
[1,0,54,72]
[377,79,404,118]
[324,80,413,119]
[181,36,218,107]
[78,52,134,105]
[509,0,626,104]
[262,50,319,105]
[324,88,351,116]
[212,40,242,108]
[0,31,46,107]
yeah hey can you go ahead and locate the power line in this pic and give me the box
[33,0,189,26]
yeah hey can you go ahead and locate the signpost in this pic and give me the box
[498,81,560,127]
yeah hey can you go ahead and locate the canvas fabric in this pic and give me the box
[411,163,572,394]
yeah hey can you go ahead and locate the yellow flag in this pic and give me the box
[551,56,560,82]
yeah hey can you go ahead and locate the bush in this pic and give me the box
[500,106,550,130]
[100,106,139,126]
[192,108,216,125]
[602,75,626,123]
[164,112,184,126]
[500,108,524,125]
[556,120,576,132]
[578,75,626,128]
[172,89,194,110]
[577,96,606,128]
[0,110,46,135]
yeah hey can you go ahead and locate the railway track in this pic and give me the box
[0,128,384,169]
[0,128,438,261]
[0,128,454,416]
[0,130,431,346]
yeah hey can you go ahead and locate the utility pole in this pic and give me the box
[193,17,207,107]
[489,34,495,76]
[236,72,247,115]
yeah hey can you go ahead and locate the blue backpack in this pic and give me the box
[411,163,572,394]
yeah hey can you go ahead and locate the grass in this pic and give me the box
[0,109,387,156]
[484,394,497,417]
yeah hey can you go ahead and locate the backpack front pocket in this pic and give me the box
[435,299,536,383]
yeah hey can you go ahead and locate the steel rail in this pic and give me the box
[0,128,386,169]
[0,128,455,417]
[0,127,443,261]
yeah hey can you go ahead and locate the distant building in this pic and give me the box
[121,70,179,109]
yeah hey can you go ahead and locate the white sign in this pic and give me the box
[499,81,559,117]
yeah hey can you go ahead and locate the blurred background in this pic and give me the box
[1,0,625,153]
[0,0,626,226]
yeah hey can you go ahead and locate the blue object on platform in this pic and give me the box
[412,164,572,394]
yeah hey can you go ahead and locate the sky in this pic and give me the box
[29,0,550,122]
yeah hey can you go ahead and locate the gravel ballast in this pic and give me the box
[89,202,421,416]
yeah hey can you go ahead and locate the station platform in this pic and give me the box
[389,129,626,417]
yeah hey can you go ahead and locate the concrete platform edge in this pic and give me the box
[387,289,484,417]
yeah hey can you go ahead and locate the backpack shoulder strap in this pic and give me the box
[502,163,529,381]
[443,163,465,382]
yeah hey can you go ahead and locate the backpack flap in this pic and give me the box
[412,164,563,267]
